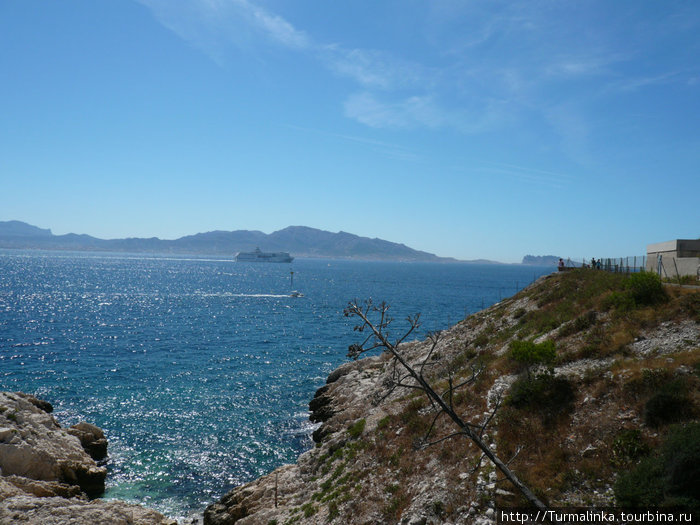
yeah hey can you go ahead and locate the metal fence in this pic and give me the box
[652,255,700,280]
[596,256,646,274]
[562,256,647,274]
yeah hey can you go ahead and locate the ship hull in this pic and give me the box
[235,248,293,263]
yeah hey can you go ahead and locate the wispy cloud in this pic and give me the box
[137,0,310,58]
[344,91,515,135]
[138,1,429,92]
[243,0,310,50]
[137,0,700,147]
[319,46,430,91]
[283,124,422,162]
[138,0,442,127]
[343,92,449,130]
[612,70,688,92]
[544,53,623,78]
[478,161,575,189]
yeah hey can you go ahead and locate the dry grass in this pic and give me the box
[300,271,699,522]
[477,271,700,508]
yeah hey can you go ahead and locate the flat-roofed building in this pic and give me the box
[646,239,700,278]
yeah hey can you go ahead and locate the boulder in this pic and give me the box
[67,422,108,461]
[14,393,53,414]
[0,392,178,524]
[0,476,83,499]
[0,392,106,496]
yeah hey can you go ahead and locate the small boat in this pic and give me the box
[289,271,303,297]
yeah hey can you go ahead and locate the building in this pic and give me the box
[646,239,700,278]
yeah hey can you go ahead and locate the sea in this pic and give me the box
[0,250,552,521]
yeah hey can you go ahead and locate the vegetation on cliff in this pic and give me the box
[205,269,699,525]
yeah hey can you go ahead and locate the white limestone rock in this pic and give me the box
[0,392,106,497]
[0,495,177,525]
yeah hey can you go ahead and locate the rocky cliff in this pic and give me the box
[0,392,176,525]
[204,270,700,524]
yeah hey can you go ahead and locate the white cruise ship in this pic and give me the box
[235,247,294,263]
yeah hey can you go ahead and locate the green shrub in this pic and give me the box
[301,502,317,518]
[644,391,694,427]
[614,454,665,506]
[626,271,667,306]
[377,416,391,430]
[603,272,667,311]
[603,291,635,311]
[615,422,700,510]
[611,429,650,467]
[473,332,490,348]
[400,398,429,435]
[347,418,366,439]
[328,501,339,520]
[680,293,700,322]
[624,368,670,394]
[508,339,556,378]
[558,311,597,338]
[507,371,574,419]
[431,500,446,519]
[663,423,700,507]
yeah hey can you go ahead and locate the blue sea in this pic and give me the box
[0,250,551,520]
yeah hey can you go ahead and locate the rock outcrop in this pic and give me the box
[0,392,106,497]
[0,493,178,525]
[0,391,176,525]
[66,422,108,462]
[204,271,700,524]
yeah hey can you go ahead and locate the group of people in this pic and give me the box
[557,257,603,270]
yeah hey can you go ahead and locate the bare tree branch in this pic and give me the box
[345,299,550,517]
[419,430,467,449]
[470,453,486,474]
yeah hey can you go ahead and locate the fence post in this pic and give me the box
[672,258,682,285]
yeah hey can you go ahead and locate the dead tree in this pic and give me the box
[344,299,549,515]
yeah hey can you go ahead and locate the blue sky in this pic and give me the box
[1,1,698,263]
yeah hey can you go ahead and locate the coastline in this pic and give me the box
[202,271,700,524]
[4,270,697,523]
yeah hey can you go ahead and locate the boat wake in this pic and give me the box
[233,293,293,298]
[194,292,295,298]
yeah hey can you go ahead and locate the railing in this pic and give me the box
[560,256,647,274]
[596,256,646,274]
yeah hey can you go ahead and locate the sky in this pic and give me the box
[1,1,699,263]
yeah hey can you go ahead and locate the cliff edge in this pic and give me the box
[204,270,700,524]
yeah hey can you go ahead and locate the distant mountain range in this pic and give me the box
[0,220,494,263]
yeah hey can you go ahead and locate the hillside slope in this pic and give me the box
[204,270,699,525]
